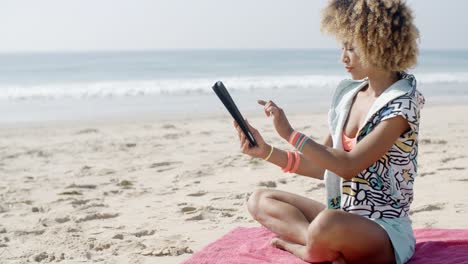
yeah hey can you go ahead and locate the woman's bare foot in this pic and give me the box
[271,237,347,264]
[270,237,311,261]
[270,237,287,250]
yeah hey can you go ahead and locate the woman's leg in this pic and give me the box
[272,209,396,264]
[247,188,326,245]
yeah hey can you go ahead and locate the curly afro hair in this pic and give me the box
[321,0,419,72]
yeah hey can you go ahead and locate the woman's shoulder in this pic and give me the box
[396,73,425,109]
[330,78,367,108]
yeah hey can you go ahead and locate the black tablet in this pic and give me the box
[212,81,258,147]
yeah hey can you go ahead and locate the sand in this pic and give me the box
[0,104,467,263]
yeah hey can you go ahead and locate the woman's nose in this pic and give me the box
[341,51,349,64]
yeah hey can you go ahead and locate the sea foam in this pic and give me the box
[0,72,467,100]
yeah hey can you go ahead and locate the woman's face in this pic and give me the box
[340,43,368,80]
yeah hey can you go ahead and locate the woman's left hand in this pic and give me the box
[234,119,270,159]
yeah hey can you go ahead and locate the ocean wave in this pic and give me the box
[0,72,467,100]
[0,75,344,100]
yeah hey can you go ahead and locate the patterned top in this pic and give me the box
[326,73,425,219]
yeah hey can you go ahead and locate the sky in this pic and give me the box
[1,0,467,52]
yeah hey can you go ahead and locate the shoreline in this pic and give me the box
[1,97,467,129]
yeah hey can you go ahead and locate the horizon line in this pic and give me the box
[1,47,468,55]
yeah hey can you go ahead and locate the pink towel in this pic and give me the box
[409,229,468,263]
[182,227,468,264]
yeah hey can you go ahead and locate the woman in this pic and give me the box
[234,0,424,263]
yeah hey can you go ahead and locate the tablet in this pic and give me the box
[212,81,258,147]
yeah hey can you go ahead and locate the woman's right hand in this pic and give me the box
[233,119,270,159]
[258,100,294,141]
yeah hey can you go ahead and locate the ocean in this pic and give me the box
[1,49,467,123]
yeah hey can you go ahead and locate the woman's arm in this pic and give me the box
[299,116,409,180]
[264,134,332,180]
[234,101,409,181]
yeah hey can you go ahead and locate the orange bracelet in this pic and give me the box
[290,152,301,173]
[282,151,293,172]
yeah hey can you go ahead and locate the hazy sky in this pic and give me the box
[1,0,467,52]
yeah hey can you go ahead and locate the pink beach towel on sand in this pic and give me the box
[182,227,468,264]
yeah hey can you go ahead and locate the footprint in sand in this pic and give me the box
[79,203,107,210]
[183,205,232,221]
[410,203,445,215]
[25,149,51,158]
[185,213,204,221]
[157,168,175,173]
[163,132,189,140]
[278,178,288,184]
[15,229,45,236]
[99,168,116,176]
[24,176,35,183]
[149,161,182,172]
[55,216,71,224]
[420,139,448,145]
[76,165,93,177]
[117,180,133,189]
[180,206,198,213]
[187,191,207,197]
[161,124,177,129]
[122,143,137,149]
[75,213,119,223]
[75,128,99,135]
[180,206,203,221]
[453,203,467,213]
[67,227,80,233]
[419,171,436,177]
[3,152,22,160]
[228,193,246,200]
[66,184,97,189]
[441,156,467,163]
[90,241,112,251]
[140,246,193,257]
[437,167,466,171]
[306,183,326,192]
[112,234,124,240]
[33,252,66,262]
[257,181,277,188]
[70,199,92,207]
[133,230,156,238]
[58,190,83,196]
[206,206,237,216]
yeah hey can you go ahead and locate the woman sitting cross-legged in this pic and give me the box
[233,1,424,263]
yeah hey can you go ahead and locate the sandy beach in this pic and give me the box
[0,103,467,264]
